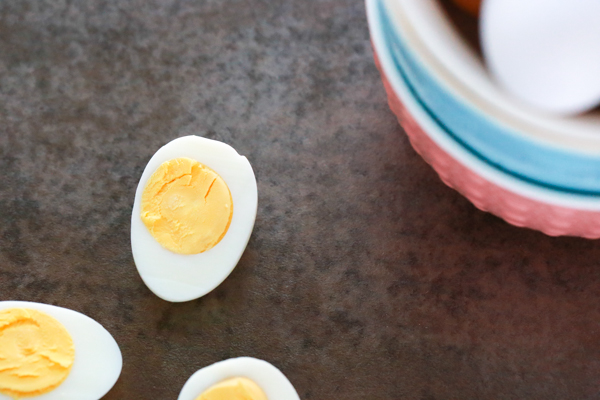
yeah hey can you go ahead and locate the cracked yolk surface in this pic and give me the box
[0,308,74,398]
[141,157,233,255]
[194,377,267,400]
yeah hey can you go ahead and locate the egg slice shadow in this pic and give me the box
[130,136,259,303]
[177,357,300,400]
[0,301,123,400]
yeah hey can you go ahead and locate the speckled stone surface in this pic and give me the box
[1,1,600,399]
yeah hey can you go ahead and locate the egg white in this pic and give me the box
[177,357,300,400]
[0,301,122,400]
[131,136,258,302]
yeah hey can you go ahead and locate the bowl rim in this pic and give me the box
[366,0,600,210]
[391,0,600,150]
[372,0,600,195]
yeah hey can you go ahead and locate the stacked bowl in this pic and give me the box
[366,0,600,238]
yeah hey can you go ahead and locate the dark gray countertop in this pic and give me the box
[1,1,600,399]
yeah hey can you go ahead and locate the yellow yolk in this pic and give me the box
[0,308,74,398]
[141,157,233,255]
[195,377,267,400]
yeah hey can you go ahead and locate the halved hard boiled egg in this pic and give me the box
[178,357,300,400]
[131,136,258,302]
[0,301,122,400]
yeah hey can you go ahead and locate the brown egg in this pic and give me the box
[450,0,481,16]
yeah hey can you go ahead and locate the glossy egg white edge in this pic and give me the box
[0,301,123,400]
[177,357,300,400]
[131,135,259,302]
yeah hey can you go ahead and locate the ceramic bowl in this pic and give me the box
[366,0,600,237]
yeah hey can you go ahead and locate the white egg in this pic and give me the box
[0,301,122,400]
[131,135,258,302]
[177,357,300,400]
[481,0,600,114]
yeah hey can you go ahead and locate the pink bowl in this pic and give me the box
[366,0,600,238]
[374,51,600,238]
